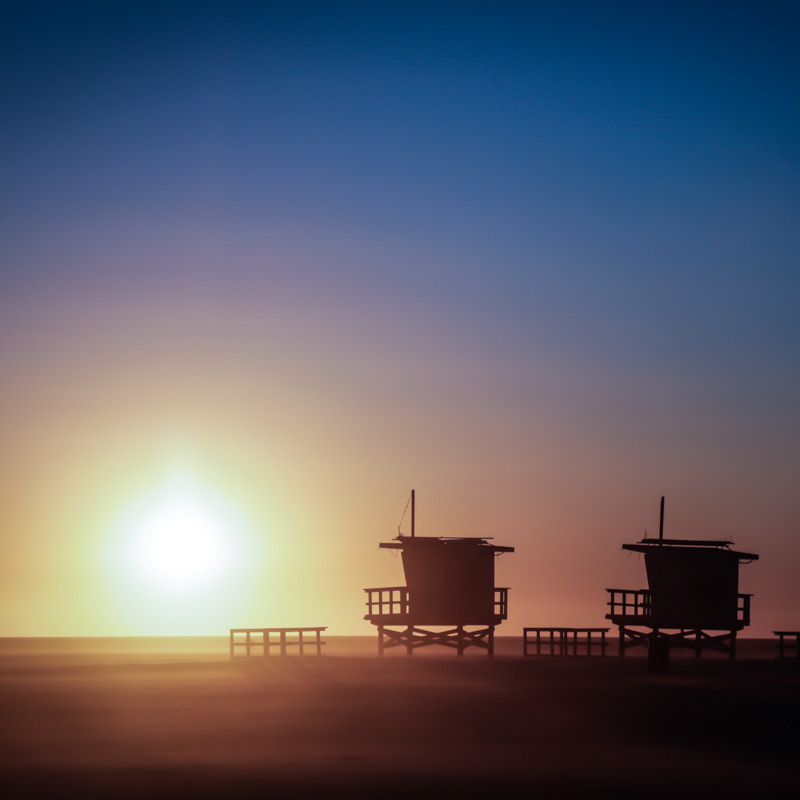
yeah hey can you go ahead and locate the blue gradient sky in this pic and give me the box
[1,1,798,635]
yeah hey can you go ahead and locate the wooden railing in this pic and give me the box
[774,631,800,659]
[523,627,609,657]
[607,589,753,624]
[738,593,752,625]
[606,589,652,618]
[364,586,510,620]
[364,587,409,618]
[494,587,509,620]
[229,627,326,657]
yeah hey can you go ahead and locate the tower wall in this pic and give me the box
[644,549,740,629]
[401,541,496,624]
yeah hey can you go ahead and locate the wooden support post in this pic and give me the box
[457,625,464,657]
[406,626,413,657]
[378,626,385,656]
[488,625,495,657]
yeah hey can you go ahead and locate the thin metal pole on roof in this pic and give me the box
[411,489,415,538]
[659,496,665,543]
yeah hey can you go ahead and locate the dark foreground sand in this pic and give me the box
[0,638,798,799]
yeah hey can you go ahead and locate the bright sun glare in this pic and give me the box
[131,494,231,590]
[112,475,245,594]
[103,468,265,633]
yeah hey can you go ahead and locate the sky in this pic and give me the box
[1,1,798,637]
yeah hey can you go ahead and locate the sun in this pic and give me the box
[101,468,267,633]
[110,474,248,594]
[130,493,231,590]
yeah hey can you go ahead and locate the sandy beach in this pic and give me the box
[0,637,797,799]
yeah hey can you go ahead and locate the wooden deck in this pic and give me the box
[229,627,326,657]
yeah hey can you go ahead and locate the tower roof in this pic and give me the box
[379,535,514,553]
[622,538,758,561]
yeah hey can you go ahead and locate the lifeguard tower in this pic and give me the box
[364,491,514,656]
[606,497,758,664]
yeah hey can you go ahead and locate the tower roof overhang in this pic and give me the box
[622,539,758,561]
[379,535,514,553]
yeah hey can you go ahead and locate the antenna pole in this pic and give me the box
[411,489,415,538]
[659,496,665,543]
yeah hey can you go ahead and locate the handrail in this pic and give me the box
[494,587,509,619]
[364,586,510,620]
[606,588,652,617]
[364,586,409,618]
[737,593,751,625]
[607,588,753,623]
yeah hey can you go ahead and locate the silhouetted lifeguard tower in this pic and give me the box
[364,491,514,656]
[606,497,758,664]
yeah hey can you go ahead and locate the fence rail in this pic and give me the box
[774,630,800,658]
[230,627,326,657]
[523,627,609,657]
